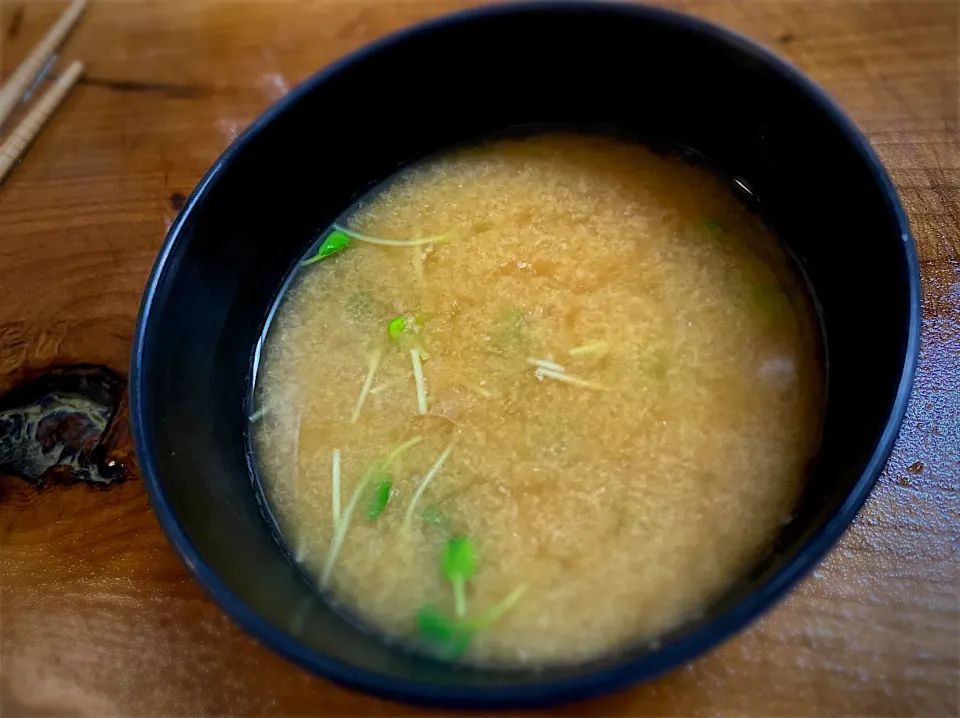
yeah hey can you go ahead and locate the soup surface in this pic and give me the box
[252,134,823,666]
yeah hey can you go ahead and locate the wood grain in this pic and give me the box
[0,0,85,128]
[0,59,84,184]
[1,1,958,716]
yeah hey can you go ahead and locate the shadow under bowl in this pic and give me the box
[131,2,919,709]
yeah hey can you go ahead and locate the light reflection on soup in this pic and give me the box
[252,134,823,666]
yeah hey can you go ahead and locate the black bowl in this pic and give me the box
[131,2,919,709]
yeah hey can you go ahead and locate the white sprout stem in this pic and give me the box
[466,583,530,629]
[411,349,428,414]
[369,378,404,395]
[351,349,382,423]
[460,381,493,399]
[526,357,566,372]
[321,469,374,587]
[453,580,467,618]
[331,449,341,524]
[568,341,610,357]
[382,435,423,470]
[248,406,270,422]
[332,223,447,247]
[403,441,455,528]
[321,435,422,587]
[535,367,608,390]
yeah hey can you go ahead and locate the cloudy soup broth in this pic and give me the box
[251,134,824,667]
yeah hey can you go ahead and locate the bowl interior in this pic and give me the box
[132,3,917,707]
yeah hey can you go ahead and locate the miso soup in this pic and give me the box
[252,134,823,666]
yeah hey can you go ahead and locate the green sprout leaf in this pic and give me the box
[702,218,723,233]
[319,230,351,258]
[387,314,430,359]
[388,314,426,340]
[302,230,351,266]
[388,315,410,341]
[416,605,472,658]
[416,604,457,642]
[442,536,477,618]
[422,505,451,529]
[442,536,477,582]
[321,437,421,587]
[415,584,529,661]
[368,476,392,520]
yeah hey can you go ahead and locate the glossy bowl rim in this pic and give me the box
[130,1,920,708]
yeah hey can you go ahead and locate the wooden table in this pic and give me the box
[1,1,957,715]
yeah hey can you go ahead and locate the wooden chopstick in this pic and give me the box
[0,0,87,129]
[0,61,84,185]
